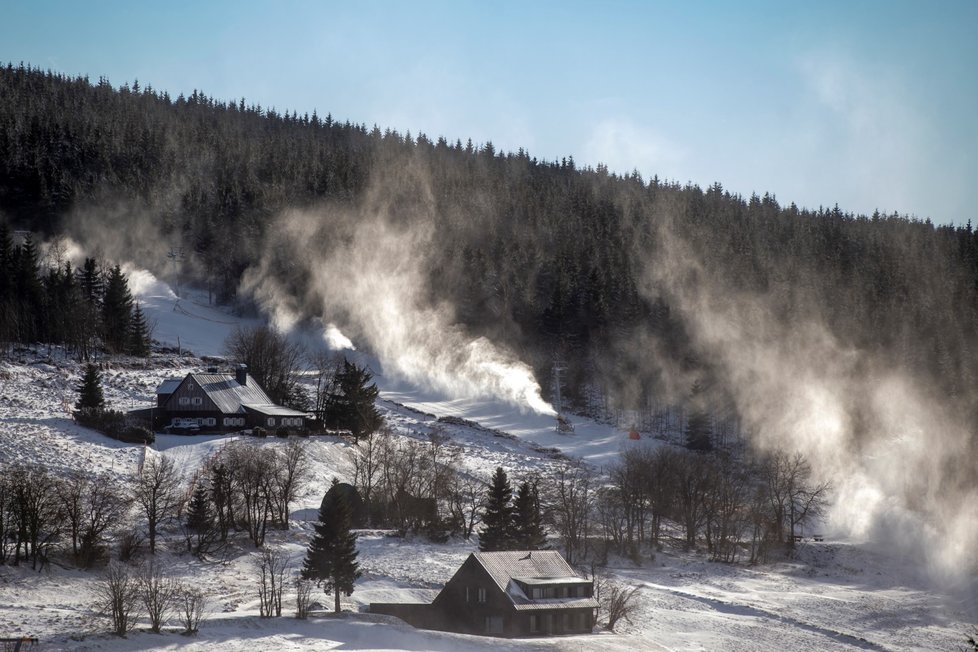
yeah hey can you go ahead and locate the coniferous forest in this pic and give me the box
[2,63,978,430]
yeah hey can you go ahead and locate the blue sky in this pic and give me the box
[2,1,976,225]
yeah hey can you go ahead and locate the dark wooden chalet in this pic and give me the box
[371,550,597,637]
[130,365,309,433]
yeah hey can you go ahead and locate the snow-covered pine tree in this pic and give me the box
[301,478,361,613]
[75,363,105,412]
[513,479,547,550]
[127,301,151,357]
[479,466,516,551]
[101,264,132,353]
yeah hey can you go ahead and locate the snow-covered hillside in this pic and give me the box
[0,276,974,651]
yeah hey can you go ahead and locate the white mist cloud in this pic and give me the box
[240,197,554,417]
[642,220,978,579]
[790,49,954,220]
[323,323,355,351]
[581,117,685,176]
[315,216,554,415]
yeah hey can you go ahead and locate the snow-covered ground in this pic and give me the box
[0,276,975,651]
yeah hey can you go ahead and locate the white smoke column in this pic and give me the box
[240,204,554,416]
[323,323,355,351]
[641,218,978,579]
[316,217,554,415]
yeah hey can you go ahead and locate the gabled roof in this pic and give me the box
[188,373,274,414]
[470,551,597,611]
[159,372,308,416]
[472,551,581,592]
[156,378,182,395]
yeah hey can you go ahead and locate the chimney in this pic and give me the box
[236,364,248,386]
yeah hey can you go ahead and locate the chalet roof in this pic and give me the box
[243,404,311,417]
[473,551,580,591]
[471,551,598,611]
[158,372,308,416]
[156,378,182,395]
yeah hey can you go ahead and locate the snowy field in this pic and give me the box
[0,275,975,651]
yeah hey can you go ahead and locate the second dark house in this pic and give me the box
[371,550,597,637]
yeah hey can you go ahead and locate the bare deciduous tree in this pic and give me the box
[702,457,750,563]
[596,577,640,631]
[351,426,383,525]
[134,455,184,554]
[229,444,276,547]
[294,576,314,619]
[545,461,595,564]
[225,325,306,408]
[310,350,341,423]
[763,451,830,549]
[175,582,207,635]
[271,439,309,528]
[95,561,141,637]
[256,546,291,617]
[673,451,712,550]
[447,470,483,540]
[139,560,178,632]
[0,469,12,564]
[56,473,85,559]
[81,475,128,567]
[9,465,60,569]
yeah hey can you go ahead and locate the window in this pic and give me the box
[179,397,190,406]
[529,614,539,633]
[192,397,202,406]
[484,616,503,634]
[205,418,216,426]
[477,587,486,604]
[465,587,470,603]
[267,417,276,427]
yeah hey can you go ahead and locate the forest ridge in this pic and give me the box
[1,63,977,423]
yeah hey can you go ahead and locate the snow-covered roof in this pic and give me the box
[160,372,306,416]
[472,551,585,592]
[189,373,274,413]
[156,378,182,394]
[504,576,598,611]
[243,404,311,417]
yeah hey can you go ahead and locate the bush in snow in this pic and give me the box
[175,582,208,635]
[95,561,142,637]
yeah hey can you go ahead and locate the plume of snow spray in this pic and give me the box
[640,213,978,579]
[240,194,554,416]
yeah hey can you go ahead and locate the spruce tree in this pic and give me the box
[14,234,43,342]
[127,302,151,356]
[185,483,216,556]
[513,479,547,550]
[301,478,361,613]
[75,363,105,411]
[479,467,516,551]
[101,264,132,353]
[684,410,713,452]
[324,359,382,440]
[685,381,713,452]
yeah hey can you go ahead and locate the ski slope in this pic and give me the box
[0,274,973,651]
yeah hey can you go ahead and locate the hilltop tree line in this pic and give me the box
[0,223,151,357]
[2,63,978,422]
